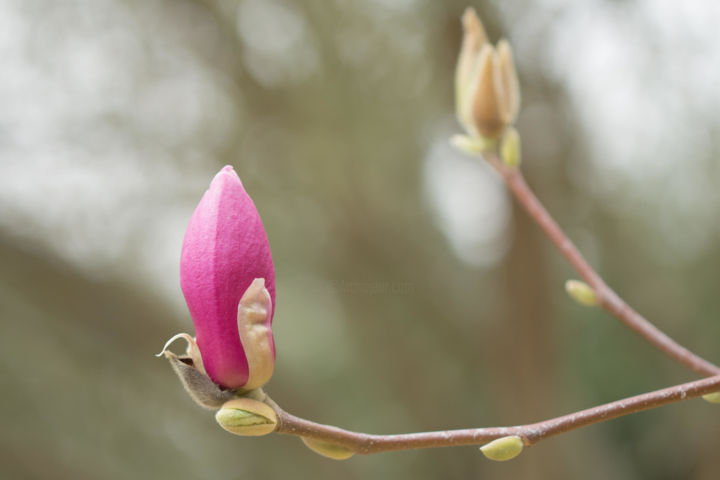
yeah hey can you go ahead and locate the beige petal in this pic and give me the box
[237,278,275,391]
[497,39,521,124]
[469,44,507,138]
[455,8,489,132]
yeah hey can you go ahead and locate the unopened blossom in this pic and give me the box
[455,8,520,139]
[163,165,277,393]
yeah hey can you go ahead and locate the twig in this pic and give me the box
[268,375,720,454]
[264,151,720,456]
[483,152,720,377]
[257,149,720,457]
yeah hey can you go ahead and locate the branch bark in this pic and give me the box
[483,152,720,377]
[268,375,720,454]
[261,150,720,458]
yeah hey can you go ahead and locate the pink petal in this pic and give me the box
[180,165,276,388]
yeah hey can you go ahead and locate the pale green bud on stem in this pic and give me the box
[565,280,599,307]
[215,398,278,436]
[702,392,720,404]
[450,134,496,156]
[455,8,521,140]
[480,435,524,461]
[500,127,521,168]
[301,437,356,460]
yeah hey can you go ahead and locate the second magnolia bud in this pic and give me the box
[455,8,520,140]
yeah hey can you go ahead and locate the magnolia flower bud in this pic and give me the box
[455,8,521,140]
[215,398,278,436]
[301,437,356,460]
[565,280,599,307]
[480,435,524,461]
[180,166,276,391]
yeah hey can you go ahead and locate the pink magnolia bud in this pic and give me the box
[180,166,276,390]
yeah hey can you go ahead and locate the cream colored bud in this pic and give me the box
[301,437,356,460]
[500,127,521,167]
[455,9,521,140]
[702,392,720,404]
[215,398,278,436]
[565,280,599,307]
[480,435,524,461]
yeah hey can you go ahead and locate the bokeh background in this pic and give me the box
[2,0,719,479]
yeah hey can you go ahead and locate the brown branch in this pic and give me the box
[483,152,720,377]
[268,375,720,454]
[262,149,720,457]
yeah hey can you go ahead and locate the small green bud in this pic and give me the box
[500,127,521,168]
[450,134,495,155]
[565,280,599,307]
[301,437,356,460]
[215,398,277,436]
[480,435,524,461]
[702,392,720,404]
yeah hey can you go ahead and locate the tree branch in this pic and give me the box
[268,375,720,454]
[483,152,720,377]
[260,149,720,457]
[264,151,720,457]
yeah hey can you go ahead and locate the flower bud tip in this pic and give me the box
[565,280,599,307]
[480,435,524,461]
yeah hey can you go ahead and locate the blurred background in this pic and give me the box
[1,0,719,478]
